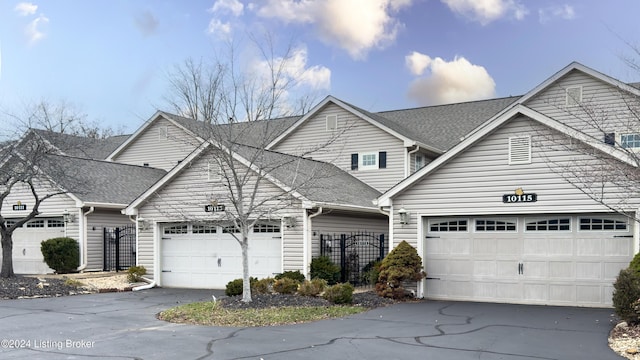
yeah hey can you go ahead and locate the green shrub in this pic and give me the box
[375,240,425,299]
[310,256,341,285]
[275,270,306,283]
[273,277,299,294]
[252,278,274,294]
[63,278,83,288]
[298,278,327,297]
[629,253,640,275]
[40,237,79,274]
[323,283,354,304]
[127,266,147,282]
[361,260,382,285]
[613,268,640,323]
[225,277,257,296]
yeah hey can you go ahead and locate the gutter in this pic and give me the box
[304,207,323,278]
[77,206,95,272]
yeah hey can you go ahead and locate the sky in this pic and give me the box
[1,0,640,134]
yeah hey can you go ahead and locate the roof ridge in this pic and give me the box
[47,153,166,172]
[376,95,523,114]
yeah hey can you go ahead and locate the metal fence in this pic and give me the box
[103,225,136,271]
[319,232,387,286]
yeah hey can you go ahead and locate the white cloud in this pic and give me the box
[406,54,496,106]
[441,0,528,25]
[539,5,575,24]
[14,2,38,16]
[256,0,412,60]
[405,51,431,76]
[207,19,232,39]
[253,46,331,91]
[210,0,244,16]
[25,14,49,45]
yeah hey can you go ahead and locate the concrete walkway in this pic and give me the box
[0,288,620,359]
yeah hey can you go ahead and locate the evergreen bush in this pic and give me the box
[375,240,425,299]
[252,278,274,294]
[275,270,306,283]
[40,237,79,274]
[225,277,257,296]
[310,256,340,285]
[273,277,299,294]
[127,265,147,282]
[298,278,327,297]
[613,268,640,323]
[322,283,354,304]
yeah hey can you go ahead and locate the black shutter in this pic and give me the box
[379,151,387,169]
[604,132,615,146]
[351,154,358,170]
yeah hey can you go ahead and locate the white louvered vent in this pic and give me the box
[566,86,582,106]
[509,136,531,165]
[326,115,337,131]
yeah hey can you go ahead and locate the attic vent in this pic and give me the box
[159,126,168,140]
[326,115,337,131]
[566,86,582,106]
[509,136,531,165]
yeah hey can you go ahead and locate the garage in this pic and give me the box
[2,218,64,274]
[160,222,282,288]
[423,214,634,306]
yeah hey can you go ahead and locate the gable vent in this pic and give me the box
[509,136,531,165]
[566,86,582,106]
[326,115,337,131]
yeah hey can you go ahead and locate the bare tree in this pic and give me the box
[162,38,342,302]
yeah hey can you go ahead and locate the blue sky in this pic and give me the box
[1,0,639,133]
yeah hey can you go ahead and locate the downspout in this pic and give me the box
[77,206,95,272]
[128,214,157,291]
[305,207,323,278]
[406,145,420,177]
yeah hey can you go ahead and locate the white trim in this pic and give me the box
[417,212,425,298]
[508,135,531,165]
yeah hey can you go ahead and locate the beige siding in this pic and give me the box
[526,70,640,140]
[85,210,132,271]
[137,227,155,279]
[272,103,407,191]
[112,118,200,170]
[1,180,77,218]
[136,148,306,278]
[391,116,640,249]
[310,213,388,258]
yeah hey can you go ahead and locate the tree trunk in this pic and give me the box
[241,234,252,302]
[1,233,15,278]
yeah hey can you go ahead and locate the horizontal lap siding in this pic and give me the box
[1,180,77,218]
[272,104,406,192]
[137,228,154,279]
[392,116,640,248]
[526,71,640,139]
[113,119,199,170]
[310,213,388,258]
[85,210,132,271]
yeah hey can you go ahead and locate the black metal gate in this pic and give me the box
[320,232,387,286]
[104,225,136,271]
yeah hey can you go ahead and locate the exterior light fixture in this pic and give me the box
[63,209,75,223]
[398,208,409,225]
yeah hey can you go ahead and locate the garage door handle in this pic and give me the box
[425,236,440,239]
[614,235,634,238]
[162,270,171,273]
[518,263,523,275]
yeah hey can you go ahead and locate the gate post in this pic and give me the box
[379,234,385,260]
[115,227,120,272]
[340,234,346,283]
[103,228,108,271]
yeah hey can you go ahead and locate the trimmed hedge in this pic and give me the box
[40,237,79,274]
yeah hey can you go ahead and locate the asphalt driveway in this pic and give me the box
[0,288,621,359]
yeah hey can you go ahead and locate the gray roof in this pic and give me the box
[230,144,381,208]
[40,155,166,205]
[377,96,521,151]
[31,129,129,160]
[161,111,301,147]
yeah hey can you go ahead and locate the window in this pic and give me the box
[525,218,570,231]
[222,225,240,233]
[164,224,188,234]
[509,136,531,164]
[579,218,628,231]
[26,219,45,228]
[351,151,387,171]
[208,161,221,181]
[621,134,640,149]
[159,126,168,140]
[47,219,65,228]
[253,223,281,233]
[566,86,582,106]
[475,219,517,232]
[192,224,217,234]
[429,219,468,232]
[415,155,424,172]
[4,219,21,228]
[326,115,337,131]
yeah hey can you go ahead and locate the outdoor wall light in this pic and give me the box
[398,208,410,225]
[282,215,297,229]
[138,218,150,231]
[63,209,75,223]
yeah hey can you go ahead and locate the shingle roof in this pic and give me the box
[377,96,521,151]
[40,155,166,205]
[231,144,381,208]
[31,129,129,160]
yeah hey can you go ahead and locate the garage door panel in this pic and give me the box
[473,282,496,298]
[524,283,548,301]
[576,262,602,280]
[576,285,602,303]
[473,239,495,254]
[496,282,521,299]
[426,238,450,254]
[549,285,574,302]
[577,238,602,256]
[604,238,633,256]
[496,261,518,278]
[474,260,496,277]
[524,261,549,278]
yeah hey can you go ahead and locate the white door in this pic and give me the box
[423,215,633,306]
[2,218,65,274]
[161,223,282,289]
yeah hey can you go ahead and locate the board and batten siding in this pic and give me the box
[310,213,388,258]
[525,70,640,140]
[112,118,199,171]
[272,103,407,192]
[85,210,132,271]
[135,148,306,278]
[390,115,640,249]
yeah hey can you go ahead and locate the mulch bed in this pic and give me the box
[0,276,90,299]
[220,292,399,309]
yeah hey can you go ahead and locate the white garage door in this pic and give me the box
[423,214,634,307]
[1,218,64,274]
[161,222,282,289]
